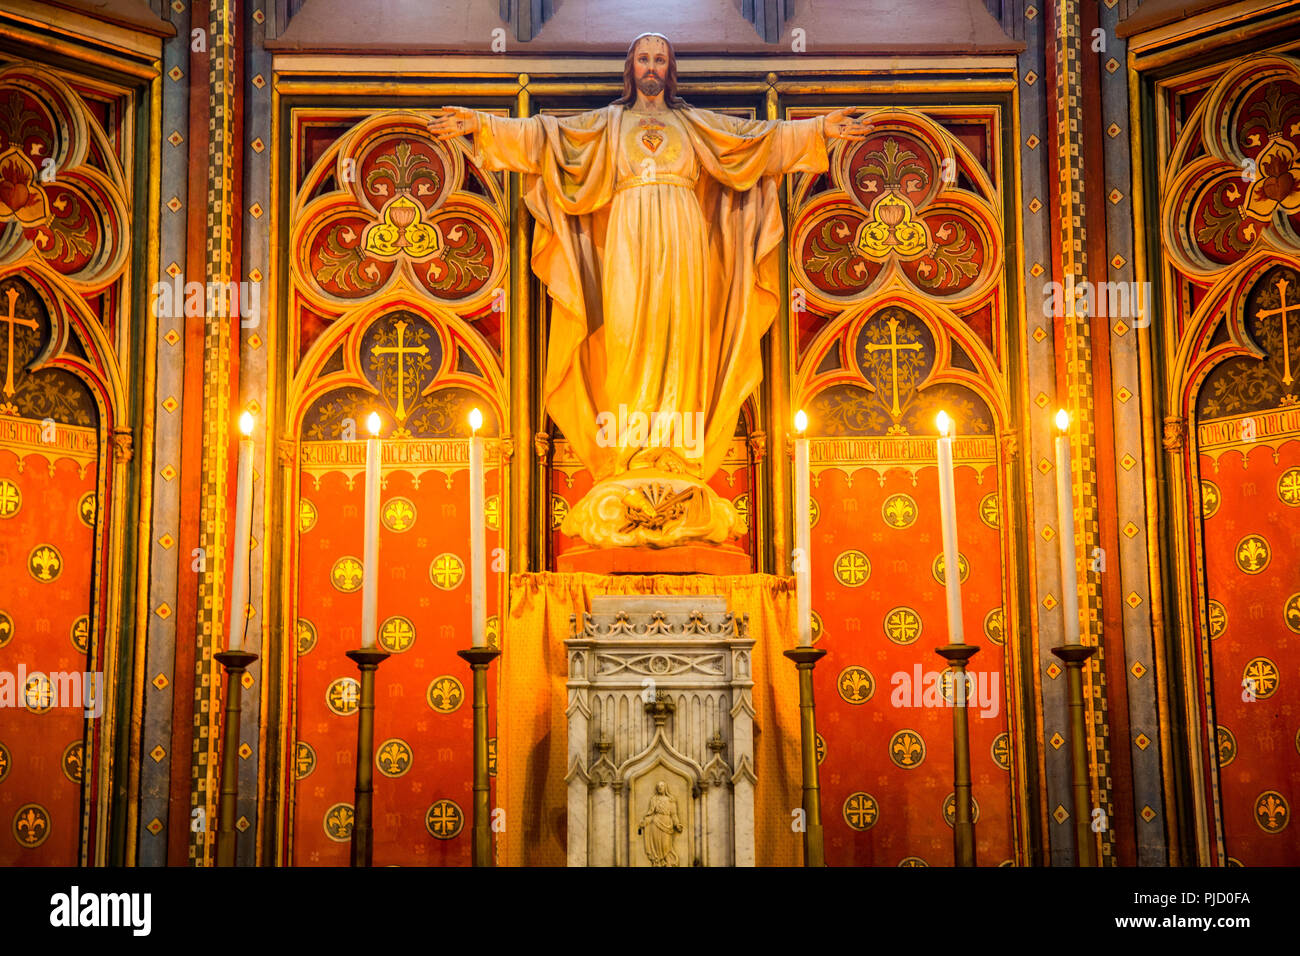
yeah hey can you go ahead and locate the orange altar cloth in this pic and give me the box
[500,571,804,866]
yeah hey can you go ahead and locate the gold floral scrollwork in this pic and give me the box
[363,193,442,260]
[855,189,930,259]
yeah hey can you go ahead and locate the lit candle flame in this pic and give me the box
[367,412,381,436]
[238,411,254,436]
[794,409,808,434]
[936,410,951,437]
[469,407,483,434]
[1055,408,1070,433]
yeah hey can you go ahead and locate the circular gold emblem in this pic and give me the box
[843,792,879,831]
[888,729,926,769]
[326,677,360,715]
[28,544,62,582]
[881,493,918,529]
[426,799,464,839]
[734,493,749,533]
[810,609,823,644]
[12,804,50,848]
[1235,534,1270,574]
[833,549,870,587]
[62,741,83,784]
[1216,725,1236,768]
[1208,600,1227,639]
[70,615,89,654]
[837,665,874,704]
[979,492,999,529]
[296,618,317,655]
[378,615,416,653]
[1242,657,1279,699]
[1277,466,1300,507]
[550,494,569,530]
[24,672,52,713]
[295,742,316,779]
[1283,593,1300,635]
[815,733,826,765]
[427,675,464,713]
[991,732,1011,771]
[984,607,1004,645]
[323,803,354,842]
[77,492,95,528]
[330,555,364,592]
[1254,790,1289,833]
[486,494,501,531]
[943,792,980,827]
[932,551,969,585]
[1200,480,1220,519]
[898,857,928,867]
[809,496,820,528]
[0,609,12,649]
[298,498,317,533]
[0,742,9,782]
[883,606,921,645]
[0,478,20,518]
[376,738,413,778]
[429,552,465,590]
[382,496,417,532]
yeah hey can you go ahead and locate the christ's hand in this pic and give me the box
[428,106,480,141]
[823,107,872,142]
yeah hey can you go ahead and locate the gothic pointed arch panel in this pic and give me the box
[786,104,1028,866]
[1158,53,1300,866]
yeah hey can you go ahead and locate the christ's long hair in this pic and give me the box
[612,33,689,108]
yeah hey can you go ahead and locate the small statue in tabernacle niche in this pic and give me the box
[638,781,684,866]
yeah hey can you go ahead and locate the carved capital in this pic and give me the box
[111,427,133,464]
[748,429,766,462]
[497,436,514,463]
[999,430,1020,462]
[534,430,551,460]
[277,438,296,467]
[1162,416,1186,452]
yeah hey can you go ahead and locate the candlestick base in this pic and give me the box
[346,647,390,867]
[213,649,258,867]
[934,643,979,867]
[1051,643,1099,867]
[783,646,828,867]
[458,646,502,867]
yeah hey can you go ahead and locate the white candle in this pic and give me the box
[936,411,964,644]
[360,412,382,649]
[794,410,812,646]
[226,412,255,652]
[1055,409,1080,646]
[469,408,486,648]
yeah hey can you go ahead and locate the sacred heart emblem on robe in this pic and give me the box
[638,119,665,153]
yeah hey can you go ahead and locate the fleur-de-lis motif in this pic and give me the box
[890,729,925,768]
[382,497,417,532]
[324,803,354,841]
[29,545,61,582]
[63,743,83,783]
[427,675,464,713]
[882,493,917,528]
[331,556,364,591]
[14,805,48,845]
[838,665,875,704]
[1285,593,1300,634]
[1235,535,1270,574]
[1255,791,1289,832]
[377,739,412,776]
[1216,726,1236,767]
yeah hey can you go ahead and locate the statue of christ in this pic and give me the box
[430,33,868,549]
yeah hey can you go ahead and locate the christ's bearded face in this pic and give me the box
[633,37,669,97]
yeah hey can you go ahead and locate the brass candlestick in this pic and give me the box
[457,646,501,867]
[936,643,979,867]
[346,647,390,867]
[1051,643,1098,867]
[783,646,827,867]
[214,649,257,867]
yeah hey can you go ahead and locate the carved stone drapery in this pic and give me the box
[565,595,756,867]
